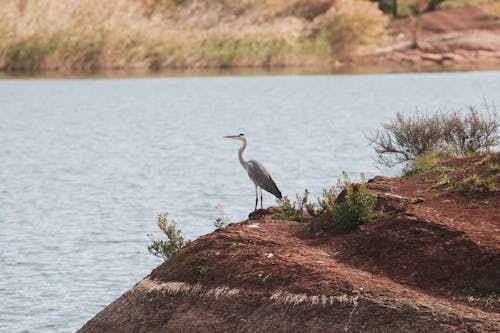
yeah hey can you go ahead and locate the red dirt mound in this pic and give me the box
[79,154,500,333]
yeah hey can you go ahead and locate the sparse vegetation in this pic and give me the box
[455,174,498,193]
[450,154,500,193]
[148,212,188,261]
[368,105,499,169]
[402,151,455,176]
[275,173,380,232]
[274,190,313,222]
[212,203,227,229]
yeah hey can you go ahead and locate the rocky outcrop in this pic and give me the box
[353,5,500,71]
[79,154,500,333]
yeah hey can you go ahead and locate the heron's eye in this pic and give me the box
[239,133,244,136]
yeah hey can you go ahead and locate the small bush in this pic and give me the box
[148,212,188,261]
[317,173,379,232]
[368,105,499,167]
[274,190,313,222]
[332,172,378,232]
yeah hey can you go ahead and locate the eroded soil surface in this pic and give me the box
[79,154,499,333]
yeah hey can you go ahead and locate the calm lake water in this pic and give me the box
[1,71,499,332]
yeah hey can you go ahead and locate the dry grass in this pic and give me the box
[136,278,360,306]
[0,0,388,72]
[314,0,388,57]
[482,1,500,19]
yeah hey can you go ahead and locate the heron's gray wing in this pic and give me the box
[247,160,282,199]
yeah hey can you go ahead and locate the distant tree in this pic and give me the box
[371,0,445,18]
[371,0,399,17]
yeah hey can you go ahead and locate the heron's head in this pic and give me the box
[223,133,246,141]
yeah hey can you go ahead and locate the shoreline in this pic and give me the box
[2,60,500,80]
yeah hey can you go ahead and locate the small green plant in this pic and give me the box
[274,190,313,222]
[148,212,188,261]
[212,203,227,229]
[331,172,378,232]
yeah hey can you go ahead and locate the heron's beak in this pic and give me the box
[223,135,238,139]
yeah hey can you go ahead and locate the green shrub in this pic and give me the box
[331,172,378,232]
[317,172,379,232]
[148,212,188,261]
[368,105,499,167]
[274,190,313,222]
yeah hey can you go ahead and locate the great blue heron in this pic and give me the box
[224,133,282,211]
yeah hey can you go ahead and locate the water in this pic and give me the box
[1,71,499,332]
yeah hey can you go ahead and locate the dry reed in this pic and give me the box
[0,0,388,72]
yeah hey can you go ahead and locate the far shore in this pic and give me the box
[2,3,499,77]
[2,60,500,80]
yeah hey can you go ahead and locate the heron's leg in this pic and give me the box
[260,188,263,209]
[254,184,258,212]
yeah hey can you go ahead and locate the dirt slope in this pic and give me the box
[79,154,499,333]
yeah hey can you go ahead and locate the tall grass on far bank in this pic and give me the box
[0,0,388,72]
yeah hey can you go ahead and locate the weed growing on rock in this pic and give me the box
[148,212,188,261]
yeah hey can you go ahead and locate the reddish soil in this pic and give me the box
[79,154,499,333]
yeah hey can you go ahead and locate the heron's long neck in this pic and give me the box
[238,138,249,170]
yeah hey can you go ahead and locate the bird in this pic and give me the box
[224,133,282,211]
